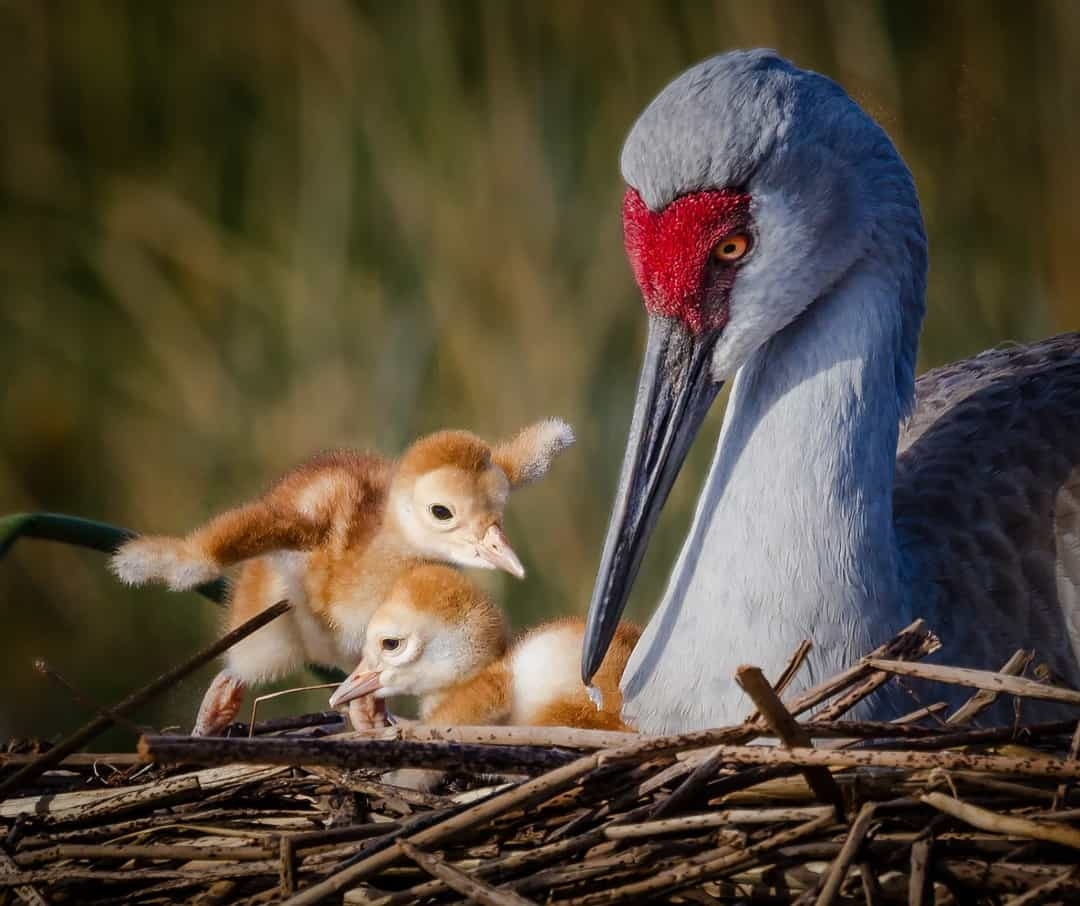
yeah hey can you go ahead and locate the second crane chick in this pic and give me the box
[329,564,641,731]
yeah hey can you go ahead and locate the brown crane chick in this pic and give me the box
[110,419,574,735]
[328,564,641,731]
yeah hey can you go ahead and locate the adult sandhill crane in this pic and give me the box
[581,49,1080,734]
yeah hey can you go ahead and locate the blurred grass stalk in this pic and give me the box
[0,0,1077,739]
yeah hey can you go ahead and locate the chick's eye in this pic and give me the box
[429,504,454,521]
[381,638,401,652]
[713,234,750,263]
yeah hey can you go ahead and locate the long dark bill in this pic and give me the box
[582,314,722,685]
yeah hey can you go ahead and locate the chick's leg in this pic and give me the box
[195,585,305,736]
[194,670,246,736]
[346,696,389,731]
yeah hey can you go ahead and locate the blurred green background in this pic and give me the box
[1,0,1078,745]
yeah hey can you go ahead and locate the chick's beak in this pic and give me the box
[328,668,382,708]
[477,524,526,579]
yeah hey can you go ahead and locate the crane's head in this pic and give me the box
[582,50,924,684]
[389,418,575,579]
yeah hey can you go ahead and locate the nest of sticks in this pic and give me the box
[3,607,1080,905]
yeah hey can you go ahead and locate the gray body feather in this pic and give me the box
[615,50,1080,731]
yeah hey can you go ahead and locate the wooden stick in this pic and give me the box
[859,861,883,906]
[0,752,145,768]
[232,710,344,737]
[558,812,837,905]
[0,849,47,906]
[15,842,271,865]
[920,792,1080,849]
[1053,719,1080,810]
[0,861,280,889]
[744,640,813,725]
[879,718,1077,752]
[813,803,877,906]
[865,658,1080,706]
[784,620,938,718]
[279,836,297,897]
[281,753,600,906]
[139,735,578,774]
[908,837,932,906]
[33,659,146,736]
[363,725,641,750]
[736,665,845,815]
[602,741,1080,779]
[0,600,291,800]
[893,702,949,725]
[603,805,835,840]
[947,650,1032,725]
[626,623,940,809]
[363,823,615,906]
[2,763,286,820]
[1002,866,1080,906]
[398,841,539,906]
[644,728,759,819]
[47,775,202,826]
[814,633,943,723]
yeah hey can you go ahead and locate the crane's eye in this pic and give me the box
[429,504,454,521]
[381,638,402,652]
[713,234,750,263]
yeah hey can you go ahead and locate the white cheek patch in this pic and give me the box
[400,625,475,697]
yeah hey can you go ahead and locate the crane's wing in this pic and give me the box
[894,332,1080,694]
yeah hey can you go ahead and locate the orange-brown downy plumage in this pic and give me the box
[111,419,574,735]
[330,564,640,732]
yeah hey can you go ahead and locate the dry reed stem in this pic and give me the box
[397,840,540,906]
[859,860,883,906]
[14,842,272,866]
[0,861,282,889]
[908,837,932,906]
[1,764,287,820]
[281,753,600,905]
[139,734,578,774]
[1002,865,1080,905]
[558,812,838,905]
[947,649,1032,725]
[603,805,835,840]
[743,639,813,725]
[865,658,1080,706]
[920,792,1080,849]
[813,802,878,906]
[893,702,949,724]
[649,622,941,820]
[604,742,1080,779]
[0,752,145,767]
[33,659,146,737]
[736,665,845,815]
[815,632,943,723]
[42,775,202,826]
[0,848,47,906]
[1052,719,1080,809]
[350,725,640,750]
[784,620,936,718]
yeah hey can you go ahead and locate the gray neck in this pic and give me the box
[621,257,916,732]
